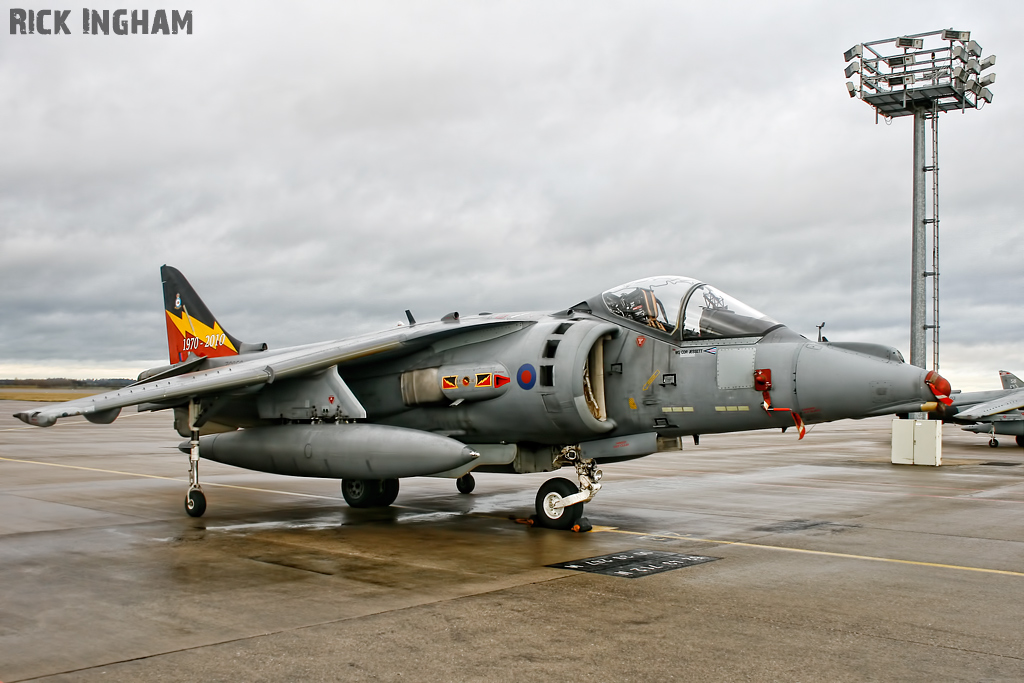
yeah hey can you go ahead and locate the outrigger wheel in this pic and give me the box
[341,479,400,508]
[185,489,206,518]
[456,473,475,494]
[184,399,207,518]
[535,477,585,530]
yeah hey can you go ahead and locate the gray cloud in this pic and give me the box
[1,1,1022,388]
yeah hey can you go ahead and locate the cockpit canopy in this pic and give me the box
[590,276,781,340]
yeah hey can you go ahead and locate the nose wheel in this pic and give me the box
[535,477,584,529]
[989,438,1000,448]
[533,446,601,530]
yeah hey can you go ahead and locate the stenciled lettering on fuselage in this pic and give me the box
[675,347,717,357]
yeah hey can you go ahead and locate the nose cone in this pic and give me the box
[795,344,937,422]
[924,370,953,405]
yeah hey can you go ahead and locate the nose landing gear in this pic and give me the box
[533,445,601,530]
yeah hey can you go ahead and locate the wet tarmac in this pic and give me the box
[1,401,1023,682]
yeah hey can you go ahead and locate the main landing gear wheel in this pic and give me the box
[1016,435,1024,448]
[456,473,475,494]
[185,489,206,518]
[535,477,584,530]
[341,479,400,508]
[989,438,1000,448]
[378,478,400,507]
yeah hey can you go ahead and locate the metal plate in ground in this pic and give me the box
[549,549,719,578]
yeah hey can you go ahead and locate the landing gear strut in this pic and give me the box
[533,445,602,530]
[185,398,206,517]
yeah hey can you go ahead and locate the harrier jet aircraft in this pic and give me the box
[15,268,953,529]
[945,371,1024,447]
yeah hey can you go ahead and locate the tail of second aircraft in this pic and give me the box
[161,265,248,365]
[999,370,1023,390]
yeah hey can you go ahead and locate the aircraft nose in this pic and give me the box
[794,344,939,422]
[924,370,953,405]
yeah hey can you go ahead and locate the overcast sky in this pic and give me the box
[1,1,1021,390]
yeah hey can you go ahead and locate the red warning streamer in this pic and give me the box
[756,368,806,439]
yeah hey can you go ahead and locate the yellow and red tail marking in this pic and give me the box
[165,307,239,364]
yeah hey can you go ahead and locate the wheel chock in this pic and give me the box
[571,517,593,533]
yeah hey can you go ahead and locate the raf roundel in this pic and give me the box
[517,363,537,390]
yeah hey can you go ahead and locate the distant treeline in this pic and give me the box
[0,378,133,388]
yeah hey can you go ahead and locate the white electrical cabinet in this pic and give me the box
[891,419,942,466]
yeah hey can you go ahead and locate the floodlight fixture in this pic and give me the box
[844,28,997,374]
[846,29,996,118]
[887,54,915,68]
[941,29,970,41]
[897,36,924,49]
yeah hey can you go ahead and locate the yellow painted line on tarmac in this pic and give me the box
[0,456,341,501]
[592,526,1024,577]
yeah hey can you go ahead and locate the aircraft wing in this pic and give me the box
[14,318,531,428]
[952,389,1024,421]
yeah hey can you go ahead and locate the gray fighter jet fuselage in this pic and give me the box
[15,270,951,529]
[944,371,1024,447]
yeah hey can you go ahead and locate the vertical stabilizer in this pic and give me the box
[161,265,244,364]
[999,370,1024,390]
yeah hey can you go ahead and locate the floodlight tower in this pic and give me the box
[844,29,995,371]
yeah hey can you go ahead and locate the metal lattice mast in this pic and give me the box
[930,110,940,371]
[911,110,927,368]
[844,29,995,372]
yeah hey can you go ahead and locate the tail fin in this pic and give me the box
[999,370,1023,390]
[162,265,245,365]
